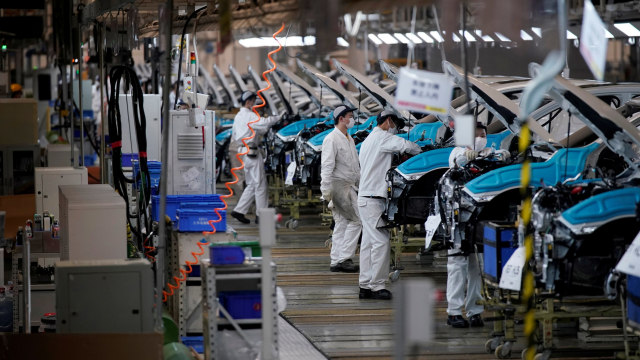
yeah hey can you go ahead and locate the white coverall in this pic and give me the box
[446,146,484,317]
[320,128,361,266]
[358,127,421,291]
[232,107,279,215]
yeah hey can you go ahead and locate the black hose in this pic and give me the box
[174,6,208,110]
[107,65,150,251]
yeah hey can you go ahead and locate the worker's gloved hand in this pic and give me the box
[495,149,511,161]
[464,149,478,161]
[321,190,332,203]
[478,148,494,158]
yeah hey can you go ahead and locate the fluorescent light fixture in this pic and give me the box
[460,30,476,42]
[406,33,423,44]
[614,22,640,37]
[417,32,434,43]
[337,37,349,47]
[494,32,511,42]
[429,31,444,43]
[284,36,304,47]
[452,33,461,42]
[605,29,614,39]
[566,30,577,40]
[239,36,316,48]
[378,33,399,44]
[394,33,411,44]
[475,30,494,42]
[368,33,382,45]
[531,27,542,37]
[239,38,265,48]
[520,30,533,41]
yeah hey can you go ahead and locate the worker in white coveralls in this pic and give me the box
[320,105,361,273]
[230,90,280,224]
[358,110,421,300]
[446,122,509,327]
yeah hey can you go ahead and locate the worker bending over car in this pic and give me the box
[358,110,421,300]
[446,122,509,327]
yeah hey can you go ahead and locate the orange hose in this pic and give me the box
[162,23,286,303]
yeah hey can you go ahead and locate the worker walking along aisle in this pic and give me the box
[230,90,280,224]
[320,105,361,273]
[357,110,421,300]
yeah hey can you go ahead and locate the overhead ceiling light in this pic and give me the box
[337,37,349,47]
[394,33,411,44]
[475,30,494,42]
[566,30,578,40]
[284,36,304,47]
[417,31,434,43]
[520,30,533,41]
[604,29,614,39]
[405,33,423,44]
[494,32,511,42]
[368,33,382,45]
[239,38,264,48]
[304,36,316,45]
[429,31,444,43]
[460,30,476,42]
[378,33,399,44]
[531,27,542,37]
[614,22,640,37]
[452,33,461,42]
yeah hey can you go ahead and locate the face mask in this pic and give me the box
[474,136,487,150]
[346,117,355,129]
[388,126,398,135]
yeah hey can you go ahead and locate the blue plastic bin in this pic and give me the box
[121,153,139,167]
[628,275,640,330]
[181,336,204,354]
[483,222,518,283]
[210,245,244,265]
[132,161,162,194]
[177,209,227,232]
[218,291,262,319]
[151,194,224,221]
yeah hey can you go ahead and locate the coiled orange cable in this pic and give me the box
[162,23,286,303]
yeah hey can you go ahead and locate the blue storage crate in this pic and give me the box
[151,194,224,221]
[121,153,139,167]
[181,336,204,354]
[177,209,227,232]
[218,291,262,319]
[132,161,162,194]
[482,222,518,283]
[628,275,640,330]
[210,245,245,265]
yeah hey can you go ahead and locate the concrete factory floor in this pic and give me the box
[222,189,635,360]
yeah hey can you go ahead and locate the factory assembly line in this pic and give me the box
[1,1,640,359]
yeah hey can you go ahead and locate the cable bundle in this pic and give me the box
[107,65,150,252]
[161,23,286,303]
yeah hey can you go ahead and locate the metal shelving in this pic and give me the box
[201,259,278,360]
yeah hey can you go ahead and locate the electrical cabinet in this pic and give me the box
[167,110,215,195]
[118,94,162,162]
[47,143,79,167]
[56,259,154,333]
[35,167,88,216]
[58,184,126,261]
[0,144,40,195]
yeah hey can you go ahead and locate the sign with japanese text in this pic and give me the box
[579,0,608,81]
[395,68,453,115]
